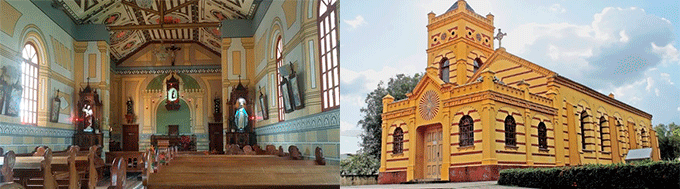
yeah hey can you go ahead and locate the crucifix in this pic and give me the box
[166,44,182,66]
[494,28,507,49]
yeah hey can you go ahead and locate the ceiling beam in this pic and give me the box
[108,22,221,31]
[121,1,160,15]
[166,0,198,14]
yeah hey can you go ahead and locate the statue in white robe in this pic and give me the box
[234,98,248,132]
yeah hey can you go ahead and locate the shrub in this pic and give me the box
[498,161,680,188]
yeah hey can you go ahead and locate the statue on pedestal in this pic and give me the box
[234,98,248,132]
[82,103,94,132]
[125,97,135,124]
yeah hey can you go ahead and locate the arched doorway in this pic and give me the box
[156,99,191,134]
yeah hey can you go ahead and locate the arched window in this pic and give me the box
[473,58,483,72]
[599,116,606,151]
[440,58,450,83]
[318,0,339,111]
[393,127,403,154]
[20,43,39,125]
[275,36,285,121]
[640,128,647,148]
[580,110,588,150]
[459,115,474,147]
[504,115,516,146]
[538,122,548,149]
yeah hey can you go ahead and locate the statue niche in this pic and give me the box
[225,77,256,147]
[74,80,103,151]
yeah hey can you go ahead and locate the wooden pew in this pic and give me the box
[243,145,256,155]
[0,150,24,189]
[108,157,126,189]
[1,150,16,182]
[315,147,326,165]
[21,148,58,189]
[105,151,145,173]
[145,152,339,189]
[265,145,277,155]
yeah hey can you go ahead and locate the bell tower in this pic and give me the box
[426,0,495,85]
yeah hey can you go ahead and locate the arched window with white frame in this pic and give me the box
[275,36,285,121]
[318,0,339,111]
[20,42,39,125]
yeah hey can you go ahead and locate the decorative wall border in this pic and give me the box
[255,109,340,136]
[0,122,74,137]
[113,66,221,75]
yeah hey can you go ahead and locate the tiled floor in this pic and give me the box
[95,173,144,189]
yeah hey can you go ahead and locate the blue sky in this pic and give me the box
[340,0,680,154]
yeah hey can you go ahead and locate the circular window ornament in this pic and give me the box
[441,33,447,41]
[419,90,440,120]
[476,33,482,41]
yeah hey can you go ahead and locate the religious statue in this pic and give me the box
[126,97,134,115]
[125,97,135,124]
[234,98,248,132]
[82,103,94,132]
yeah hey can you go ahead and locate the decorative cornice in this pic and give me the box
[382,107,416,120]
[0,122,75,138]
[555,75,652,119]
[112,66,221,75]
[255,109,339,136]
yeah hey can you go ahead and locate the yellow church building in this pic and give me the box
[379,0,660,183]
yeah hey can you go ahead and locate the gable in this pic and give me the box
[467,49,556,96]
[409,69,447,100]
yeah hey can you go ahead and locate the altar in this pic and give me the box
[150,134,197,151]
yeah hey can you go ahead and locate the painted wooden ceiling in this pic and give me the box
[56,0,257,63]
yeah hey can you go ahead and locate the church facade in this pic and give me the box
[379,0,659,183]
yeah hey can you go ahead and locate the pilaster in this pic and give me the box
[440,111,450,181]
[608,116,621,163]
[380,122,388,172]
[221,38,232,130]
[546,78,564,166]
[523,108,534,165]
[407,117,416,181]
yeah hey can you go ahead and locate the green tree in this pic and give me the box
[653,122,680,160]
[358,73,422,158]
[340,149,380,175]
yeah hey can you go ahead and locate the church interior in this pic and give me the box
[0,0,340,188]
[379,0,659,184]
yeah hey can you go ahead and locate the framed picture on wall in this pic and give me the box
[0,79,6,115]
[287,63,304,110]
[258,87,269,120]
[5,82,22,117]
[280,78,294,113]
[49,90,61,123]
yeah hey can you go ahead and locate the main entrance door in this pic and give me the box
[424,126,442,179]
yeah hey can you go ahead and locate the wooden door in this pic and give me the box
[424,127,442,179]
[209,123,224,153]
[123,124,139,151]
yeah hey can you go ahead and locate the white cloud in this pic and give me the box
[549,4,566,13]
[505,6,674,89]
[340,121,362,137]
[607,69,680,125]
[343,15,367,29]
[652,42,680,64]
[619,30,629,43]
